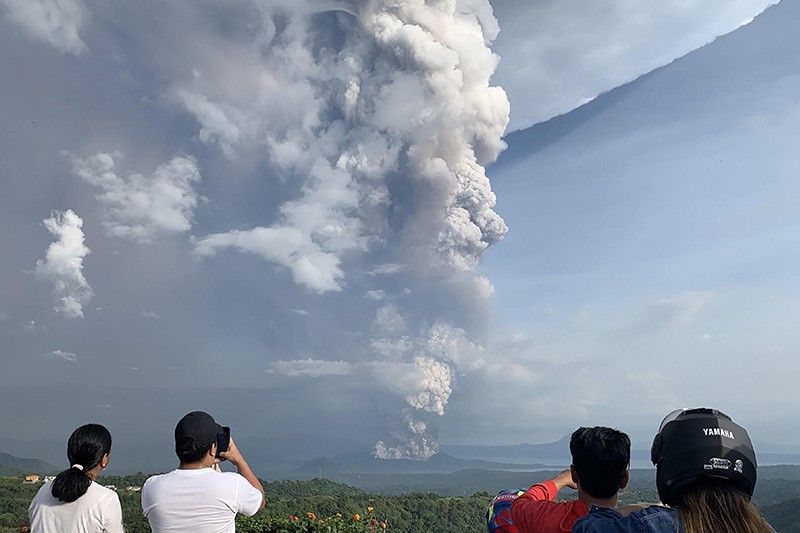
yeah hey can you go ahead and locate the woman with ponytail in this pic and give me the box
[28,424,123,532]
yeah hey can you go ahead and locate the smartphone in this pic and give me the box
[215,426,231,458]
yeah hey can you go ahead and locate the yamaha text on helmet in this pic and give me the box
[650,407,757,506]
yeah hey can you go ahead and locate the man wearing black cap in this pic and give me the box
[141,411,265,532]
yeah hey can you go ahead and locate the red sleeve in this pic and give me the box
[522,480,558,502]
[510,481,558,532]
[510,481,589,533]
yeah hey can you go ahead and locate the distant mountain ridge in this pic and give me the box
[295,452,547,476]
[441,436,800,467]
[0,452,58,475]
[442,435,571,462]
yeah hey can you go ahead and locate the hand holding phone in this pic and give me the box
[215,427,231,458]
[219,436,246,467]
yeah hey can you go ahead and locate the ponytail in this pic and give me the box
[51,465,92,503]
[51,424,112,503]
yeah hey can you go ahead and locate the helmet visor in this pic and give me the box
[658,408,688,432]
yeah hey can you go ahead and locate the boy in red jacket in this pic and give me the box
[510,427,630,532]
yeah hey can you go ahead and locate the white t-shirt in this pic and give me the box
[28,480,124,533]
[142,468,263,533]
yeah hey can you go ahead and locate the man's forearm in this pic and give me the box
[550,469,577,492]
[552,476,571,491]
[234,458,266,509]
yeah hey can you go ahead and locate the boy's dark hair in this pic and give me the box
[570,426,631,498]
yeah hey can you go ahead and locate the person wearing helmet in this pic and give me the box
[572,408,774,533]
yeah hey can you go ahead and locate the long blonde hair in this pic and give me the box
[677,479,772,533]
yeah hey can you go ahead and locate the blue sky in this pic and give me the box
[473,0,800,447]
[0,0,794,469]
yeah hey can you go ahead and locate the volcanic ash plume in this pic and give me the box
[189,0,509,290]
[370,319,485,460]
[178,0,509,458]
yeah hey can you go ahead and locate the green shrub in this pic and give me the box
[238,510,388,532]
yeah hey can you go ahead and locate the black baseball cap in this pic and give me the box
[174,411,222,457]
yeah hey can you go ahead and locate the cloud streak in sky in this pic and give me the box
[35,209,93,319]
[621,290,715,337]
[48,349,78,362]
[267,359,356,378]
[0,0,88,55]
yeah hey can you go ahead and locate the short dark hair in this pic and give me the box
[570,426,631,498]
[177,442,212,464]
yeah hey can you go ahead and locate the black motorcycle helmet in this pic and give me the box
[650,407,757,506]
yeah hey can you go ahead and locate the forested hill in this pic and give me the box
[0,453,57,476]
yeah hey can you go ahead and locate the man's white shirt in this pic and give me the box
[142,468,263,533]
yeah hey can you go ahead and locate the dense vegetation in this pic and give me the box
[2,470,800,532]
[0,476,488,533]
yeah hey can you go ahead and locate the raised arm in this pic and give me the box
[510,469,577,530]
[220,437,266,512]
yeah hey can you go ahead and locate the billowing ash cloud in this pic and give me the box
[374,414,439,461]
[187,0,508,291]
[172,0,508,458]
[0,0,88,55]
[368,318,485,459]
[35,209,93,318]
[70,152,202,243]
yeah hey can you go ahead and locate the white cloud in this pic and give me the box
[49,349,77,362]
[0,0,88,55]
[172,90,241,158]
[193,225,344,293]
[364,290,387,301]
[70,152,202,243]
[291,308,310,316]
[373,304,407,335]
[368,263,404,276]
[35,209,93,318]
[492,0,780,129]
[141,310,160,319]
[267,359,355,378]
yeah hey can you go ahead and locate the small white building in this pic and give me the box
[44,476,56,483]
[125,486,141,492]
[104,485,117,491]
